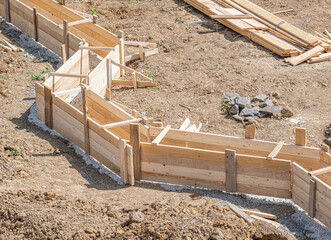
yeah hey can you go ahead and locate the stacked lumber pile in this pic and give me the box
[184,0,331,65]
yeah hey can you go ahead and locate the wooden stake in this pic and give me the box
[4,0,11,22]
[130,123,141,181]
[133,72,137,90]
[225,149,236,192]
[266,141,284,160]
[245,124,256,139]
[242,209,277,220]
[308,178,316,218]
[139,44,145,61]
[59,0,65,6]
[81,85,90,155]
[61,44,67,64]
[119,138,128,184]
[44,86,53,129]
[63,20,69,60]
[92,15,98,24]
[126,145,135,185]
[321,143,330,152]
[106,58,112,100]
[118,30,125,76]
[228,203,254,223]
[296,128,306,146]
[33,7,38,42]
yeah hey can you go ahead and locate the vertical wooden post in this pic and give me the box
[92,15,98,24]
[63,20,69,60]
[61,44,67,64]
[245,124,256,139]
[139,44,145,61]
[308,178,316,218]
[59,0,65,6]
[225,149,236,192]
[44,86,53,129]
[296,128,306,146]
[33,7,39,42]
[118,30,125,76]
[126,145,135,185]
[119,138,128,184]
[52,75,55,92]
[130,123,141,181]
[106,58,112,100]
[133,72,137,89]
[4,0,11,22]
[81,85,90,155]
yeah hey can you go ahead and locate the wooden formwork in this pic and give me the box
[1,0,330,229]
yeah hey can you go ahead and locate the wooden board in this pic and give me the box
[314,176,331,228]
[292,163,310,211]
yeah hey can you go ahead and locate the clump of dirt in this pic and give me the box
[0,191,293,239]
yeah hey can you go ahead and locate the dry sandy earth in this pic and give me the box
[0,0,331,239]
[67,0,330,147]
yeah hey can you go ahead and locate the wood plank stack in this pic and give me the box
[183,0,331,65]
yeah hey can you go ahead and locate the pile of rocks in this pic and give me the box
[222,93,292,122]
[325,125,331,147]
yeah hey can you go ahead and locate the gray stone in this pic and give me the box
[259,99,274,108]
[232,115,244,122]
[129,211,145,223]
[236,97,251,109]
[253,93,268,102]
[325,138,331,147]
[245,116,258,121]
[240,107,257,116]
[259,106,282,115]
[229,105,239,115]
[223,97,230,103]
[229,93,240,100]
[257,112,268,118]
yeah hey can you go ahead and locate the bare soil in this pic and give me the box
[67,0,330,147]
[1,0,331,239]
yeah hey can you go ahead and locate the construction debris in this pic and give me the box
[183,0,331,65]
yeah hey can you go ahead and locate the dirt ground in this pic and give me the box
[0,0,331,239]
[66,0,330,147]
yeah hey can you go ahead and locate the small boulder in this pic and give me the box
[232,115,244,122]
[229,105,239,115]
[236,97,251,109]
[259,99,274,108]
[281,107,293,118]
[240,108,256,117]
[260,106,282,115]
[252,93,268,102]
[129,211,145,223]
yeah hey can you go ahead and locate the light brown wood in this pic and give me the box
[225,149,237,192]
[309,166,331,177]
[151,125,171,145]
[321,143,330,153]
[211,14,253,19]
[59,0,65,6]
[102,118,142,129]
[228,203,254,223]
[110,60,153,82]
[250,215,280,228]
[118,30,125,76]
[289,46,324,66]
[79,46,115,50]
[59,18,92,28]
[4,0,11,22]
[130,123,141,181]
[119,138,128,184]
[242,209,277,220]
[61,44,67,64]
[112,80,157,87]
[81,85,90,155]
[296,128,306,146]
[138,44,145,61]
[63,20,69,59]
[179,118,190,130]
[133,72,137,90]
[267,141,284,160]
[308,178,316,217]
[50,72,88,78]
[307,52,331,63]
[272,9,293,15]
[245,124,255,139]
[126,144,135,185]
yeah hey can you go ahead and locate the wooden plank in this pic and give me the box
[110,60,153,82]
[50,72,88,78]
[61,44,66,64]
[102,118,141,129]
[289,46,325,66]
[152,125,171,145]
[119,138,128,184]
[79,46,115,51]
[309,166,331,177]
[250,215,280,228]
[130,123,141,181]
[266,141,284,160]
[112,80,157,87]
[81,85,90,155]
[211,14,253,19]
[44,85,53,129]
[179,118,190,130]
[4,0,10,22]
[125,48,159,63]
[126,144,135,185]
[308,178,316,217]
[228,203,254,223]
[33,7,38,41]
[296,128,306,146]
[245,124,255,139]
[242,209,277,220]
[59,18,92,28]
[118,30,125,76]
[63,19,69,59]
[307,52,331,63]
[225,149,236,192]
